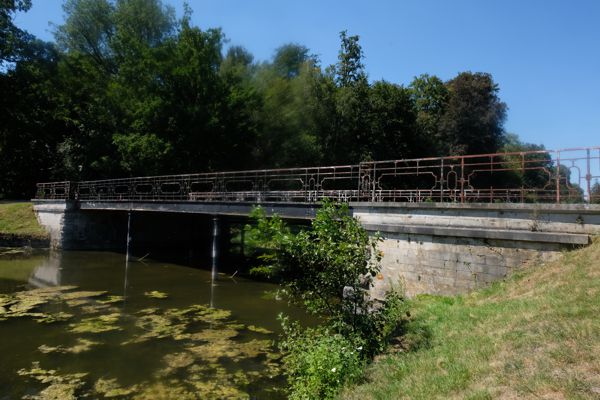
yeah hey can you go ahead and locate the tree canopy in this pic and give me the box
[0,0,520,198]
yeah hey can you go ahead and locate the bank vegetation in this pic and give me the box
[0,202,48,248]
[341,238,600,399]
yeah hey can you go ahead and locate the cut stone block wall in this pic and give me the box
[352,203,600,297]
[372,233,563,297]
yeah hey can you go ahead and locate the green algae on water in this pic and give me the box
[94,378,138,398]
[186,338,273,363]
[17,362,87,400]
[69,313,121,334]
[247,325,273,334]
[38,338,101,354]
[185,378,250,400]
[189,327,239,342]
[156,352,196,377]
[131,382,197,400]
[61,290,108,300]
[0,287,84,322]
[6,282,285,399]
[124,304,241,345]
[144,290,168,299]
[97,295,124,304]
[122,313,190,345]
[33,311,73,324]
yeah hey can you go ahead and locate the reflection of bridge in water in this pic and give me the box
[28,252,62,288]
[32,147,600,297]
[35,147,600,204]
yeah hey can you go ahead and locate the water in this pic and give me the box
[0,251,303,399]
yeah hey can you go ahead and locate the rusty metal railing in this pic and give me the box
[34,147,600,204]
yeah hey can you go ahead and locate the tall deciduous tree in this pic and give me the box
[325,31,370,163]
[0,0,32,65]
[368,81,419,161]
[438,72,507,155]
[0,39,63,197]
[409,74,448,156]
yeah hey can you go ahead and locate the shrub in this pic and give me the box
[279,317,365,400]
[248,200,407,397]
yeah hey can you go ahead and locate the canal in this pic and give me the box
[0,250,304,399]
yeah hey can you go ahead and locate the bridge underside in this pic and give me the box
[77,200,319,220]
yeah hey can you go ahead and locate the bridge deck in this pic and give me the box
[33,199,599,246]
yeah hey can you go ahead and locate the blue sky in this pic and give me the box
[14,0,600,151]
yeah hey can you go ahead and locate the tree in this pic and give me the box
[500,133,553,191]
[319,31,370,163]
[334,30,366,87]
[0,39,63,197]
[251,46,323,168]
[53,0,260,176]
[272,43,313,79]
[438,72,507,155]
[368,81,419,161]
[590,182,600,204]
[0,0,32,65]
[409,74,448,156]
[54,0,115,72]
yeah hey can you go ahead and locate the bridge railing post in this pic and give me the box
[555,151,561,204]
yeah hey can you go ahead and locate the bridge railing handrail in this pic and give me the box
[34,146,600,204]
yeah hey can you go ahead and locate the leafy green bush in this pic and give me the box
[248,200,408,397]
[248,199,381,317]
[279,317,365,400]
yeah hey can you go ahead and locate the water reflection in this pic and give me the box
[28,251,62,288]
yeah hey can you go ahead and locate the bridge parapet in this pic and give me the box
[35,146,600,204]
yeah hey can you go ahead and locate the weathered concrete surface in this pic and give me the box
[350,202,600,236]
[352,202,600,297]
[34,201,127,250]
[78,200,318,220]
[33,200,600,296]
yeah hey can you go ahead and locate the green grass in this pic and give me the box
[341,239,600,400]
[0,202,47,238]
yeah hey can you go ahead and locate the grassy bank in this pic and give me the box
[0,202,47,239]
[342,239,600,400]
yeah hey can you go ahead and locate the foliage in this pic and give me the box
[591,181,600,204]
[0,0,32,64]
[248,200,381,325]
[1,3,519,199]
[248,200,408,398]
[409,74,448,155]
[340,238,600,400]
[279,318,365,400]
[438,72,507,156]
[113,132,172,175]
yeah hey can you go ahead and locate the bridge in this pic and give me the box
[33,147,600,296]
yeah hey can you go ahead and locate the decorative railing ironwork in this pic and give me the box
[35,181,76,200]
[35,147,600,204]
